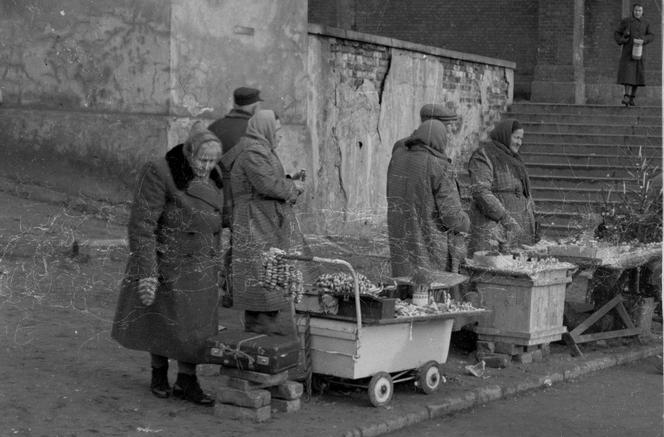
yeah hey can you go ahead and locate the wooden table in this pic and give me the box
[542,245,661,356]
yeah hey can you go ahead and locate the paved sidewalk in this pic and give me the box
[211,306,663,437]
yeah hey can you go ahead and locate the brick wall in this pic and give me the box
[536,0,575,65]
[309,0,538,99]
[306,25,514,236]
[309,0,663,99]
[327,38,391,91]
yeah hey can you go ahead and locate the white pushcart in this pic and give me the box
[283,253,488,407]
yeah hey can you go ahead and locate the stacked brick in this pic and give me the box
[328,38,391,89]
[213,367,304,423]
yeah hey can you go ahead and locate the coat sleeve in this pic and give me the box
[242,147,299,202]
[431,161,470,234]
[127,161,166,279]
[614,19,630,45]
[468,148,507,222]
[643,21,654,44]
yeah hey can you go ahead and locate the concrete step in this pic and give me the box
[535,210,590,230]
[524,142,661,157]
[509,111,662,125]
[531,186,634,202]
[529,174,639,189]
[535,198,618,214]
[509,102,661,116]
[525,131,661,146]
[521,121,661,136]
[527,162,642,178]
[522,151,660,166]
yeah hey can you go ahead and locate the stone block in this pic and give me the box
[494,342,523,356]
[476,352,510,368]
[475,340,495,354]
[214,403,271,423]
[514,351,533,364]
[271,397,301,413]
[268,381,303,400]
[217,387,271,409]
[531,349,544,362]
[219,367,288,385]
[540,343,551,357]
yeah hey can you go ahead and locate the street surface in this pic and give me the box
[387,358,663,437]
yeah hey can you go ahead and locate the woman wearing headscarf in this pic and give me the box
[467,119,538,254]
[223,109,305,335]
[386,119,470,278]
[112,122,223,406]
[615,3,654,107]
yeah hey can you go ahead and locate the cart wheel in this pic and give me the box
[368,372,393,407]
[416,361,442,394]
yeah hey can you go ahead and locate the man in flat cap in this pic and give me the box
[391,103,458,155]
[386,104,468,299]
[208,86,263,307]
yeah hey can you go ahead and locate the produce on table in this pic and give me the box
[395,291,480,318]
[467,251,574,275]
[313,272,379,296]
[259,247,304,303]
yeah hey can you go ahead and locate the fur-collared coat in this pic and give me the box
[111,144,223,363]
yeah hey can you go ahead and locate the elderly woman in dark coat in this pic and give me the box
[386,119,470,278]
[468,119,538,254]
[615,3,654,106]
[112,123,223,406]
[223,109,305,335]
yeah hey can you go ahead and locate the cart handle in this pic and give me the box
[281,253,363,330]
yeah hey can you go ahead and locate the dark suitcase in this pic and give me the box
[206,329,300,374]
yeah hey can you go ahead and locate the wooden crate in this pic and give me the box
[471,269,571,346]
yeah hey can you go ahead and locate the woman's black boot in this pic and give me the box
[150,366,171,398]
[173,373,215,406]
[621,94,631,107]
[628,94,636,106]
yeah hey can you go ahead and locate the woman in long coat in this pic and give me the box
[386,119,470,278]
[225,110,305,334]
[615,3,654,106]
[112,124,223,406]
[468,119,538,254]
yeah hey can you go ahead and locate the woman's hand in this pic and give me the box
[138,277,158,306]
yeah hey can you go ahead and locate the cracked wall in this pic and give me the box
[306,30,513,237]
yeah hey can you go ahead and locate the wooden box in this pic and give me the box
[336,295,396,321]
[469,267,572,346]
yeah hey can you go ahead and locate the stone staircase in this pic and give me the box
[506,102,663,238]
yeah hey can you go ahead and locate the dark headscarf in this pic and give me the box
[489,119,530,198]
[244,109,279,149]
[404,119,449,156]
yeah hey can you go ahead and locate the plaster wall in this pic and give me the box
[305,27,514,237]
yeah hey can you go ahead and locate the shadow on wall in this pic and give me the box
[1,146,134,206]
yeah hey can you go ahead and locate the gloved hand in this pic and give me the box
[138,277,158,306]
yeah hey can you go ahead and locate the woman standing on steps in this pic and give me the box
[615,3,654,107]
